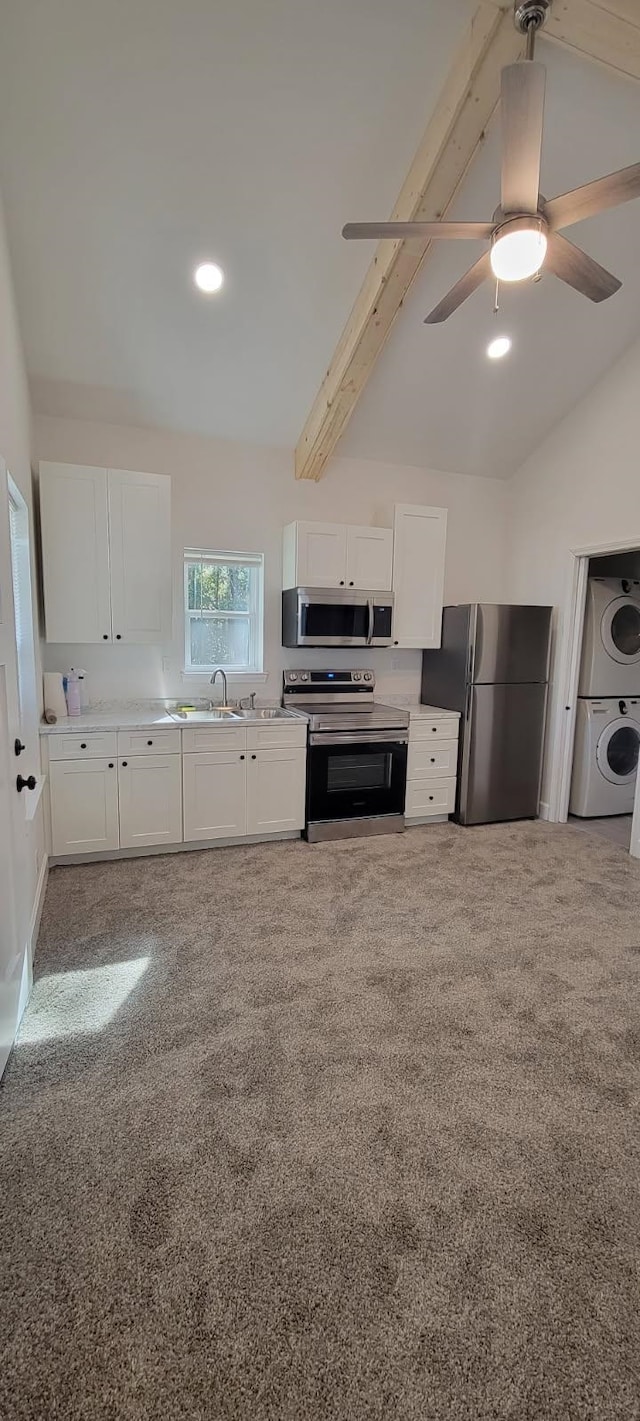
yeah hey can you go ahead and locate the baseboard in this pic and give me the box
[538,801,551,822]
[50,830,301,867]
[17,853,49,1019]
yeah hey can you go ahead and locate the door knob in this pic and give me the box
[14,739,26,756]
[17,774,36,793]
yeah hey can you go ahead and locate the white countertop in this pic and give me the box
[383,699,461,721]
[40,703,308,735]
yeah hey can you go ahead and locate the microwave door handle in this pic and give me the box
[367,599,373,645]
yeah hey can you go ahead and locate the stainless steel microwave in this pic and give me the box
[282,587,394,648]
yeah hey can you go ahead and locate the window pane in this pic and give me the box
[188,561,251,613]
[189,616,250,667]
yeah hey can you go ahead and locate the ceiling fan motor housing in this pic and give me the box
[514,1,551,33]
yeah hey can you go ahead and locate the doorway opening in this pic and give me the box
[551,542,640,859]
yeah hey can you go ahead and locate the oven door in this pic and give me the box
[307,730,408,824]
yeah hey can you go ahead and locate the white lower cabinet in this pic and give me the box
[246,748,306,835]
[119,754,182,849]
[404,713,460,823]
[50,757,119,856]
[183,750,247,842]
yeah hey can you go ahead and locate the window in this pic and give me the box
[184,550,264,674]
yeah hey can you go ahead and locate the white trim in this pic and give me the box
[183,549,265,675]
[181,670,269,684]
[49,831,300,865]
[17,853,48,1020]
[538,801,551,822]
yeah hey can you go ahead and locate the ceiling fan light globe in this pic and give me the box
[490,221,547,283]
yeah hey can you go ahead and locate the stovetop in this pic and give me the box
[283,669,409,734]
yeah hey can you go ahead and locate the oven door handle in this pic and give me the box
[309,731,409,747]
[366,598,374,646]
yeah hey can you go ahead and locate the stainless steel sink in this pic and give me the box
[233,708,295,720]
[171,707,241,721]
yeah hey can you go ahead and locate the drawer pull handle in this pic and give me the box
[431,727,437,732]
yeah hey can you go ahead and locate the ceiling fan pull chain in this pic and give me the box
[493,278,500,315]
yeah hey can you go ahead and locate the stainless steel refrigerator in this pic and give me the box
[421,604,552,825]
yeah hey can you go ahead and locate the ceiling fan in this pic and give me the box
[342,0,640,324]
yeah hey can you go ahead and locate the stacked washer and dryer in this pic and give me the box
[570,578,640,817]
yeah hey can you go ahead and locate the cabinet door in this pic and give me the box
[295,522,347,588]
[50,758,119,856]
[392,504,447,649]
[118,754,182,849]
[107,470,171,644]
[40,463,111,643]
[183,751,246,841]
[345,526,393,591]
[246,748,306,835]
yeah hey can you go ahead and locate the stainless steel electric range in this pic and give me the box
[282,669,409,842]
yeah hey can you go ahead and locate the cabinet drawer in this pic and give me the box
[410,717,459,743]
[408,739,458,780]
[246,721,307,751]
[181,726,246,753]
[406,777,456,818]
[117,728,181,756]
[48,731,117,760]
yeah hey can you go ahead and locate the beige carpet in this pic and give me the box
[2,821,640,1419]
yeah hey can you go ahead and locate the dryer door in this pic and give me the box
[596,717,640,785]
[601,597,640,667]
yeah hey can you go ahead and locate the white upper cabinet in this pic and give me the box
[39,462,171,644]
[345,526,393,592]
[108,470,171,644]
[40,465,112,644]
[392,504,447,649]
[283,520,392,591]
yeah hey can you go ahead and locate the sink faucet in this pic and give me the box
[210,667,228,705]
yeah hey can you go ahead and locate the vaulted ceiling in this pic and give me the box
[0,0,639,479]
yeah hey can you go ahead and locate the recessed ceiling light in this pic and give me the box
[487,335,512,360]
[194,261,224,294]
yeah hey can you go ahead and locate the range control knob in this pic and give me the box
[363,672,373,683]
[352,672,362,682]
[288,672,298,682]
[299,672,310,682]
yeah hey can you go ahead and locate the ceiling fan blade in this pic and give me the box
[424,252,492,324]
[545,232,621,303]
[500,61,546,215]
[544,162,640,230]
[342,221,493,241]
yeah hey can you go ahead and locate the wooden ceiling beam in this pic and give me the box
[294,0,640,482]
[546,1,640,82]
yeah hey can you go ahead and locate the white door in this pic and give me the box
[392,504,447,649]
[183,750,246,841]
[296,522,347,588]
[50,758,119,856]
[345,526,393,592]
[246,748,306,835]
[118,754,182,849]
[40,463,112,643]
[107,469,171,644]
[0,459,22,1076]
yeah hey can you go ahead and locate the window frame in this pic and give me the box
[183,549,264,675]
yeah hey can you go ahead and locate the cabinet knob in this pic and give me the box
[431,727,437,732]
[103,634,109,640]
[429,795,434,802]
[147,740,153,746]
[339,580,345,586]
[16,774,36,793]
[430,757,435,763]
[108,762,114,769]
[116,634,122,640]
[122,760,128,767]
[394,640,399,646]
[251,754,257,760]
[14,739,26,756]
[349,581,354,586]
[81,742,87,749]
[240,754,245,761]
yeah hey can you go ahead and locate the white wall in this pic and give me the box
[506,334,640,809]
[35,414,509,704]
[0,191,45,958]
